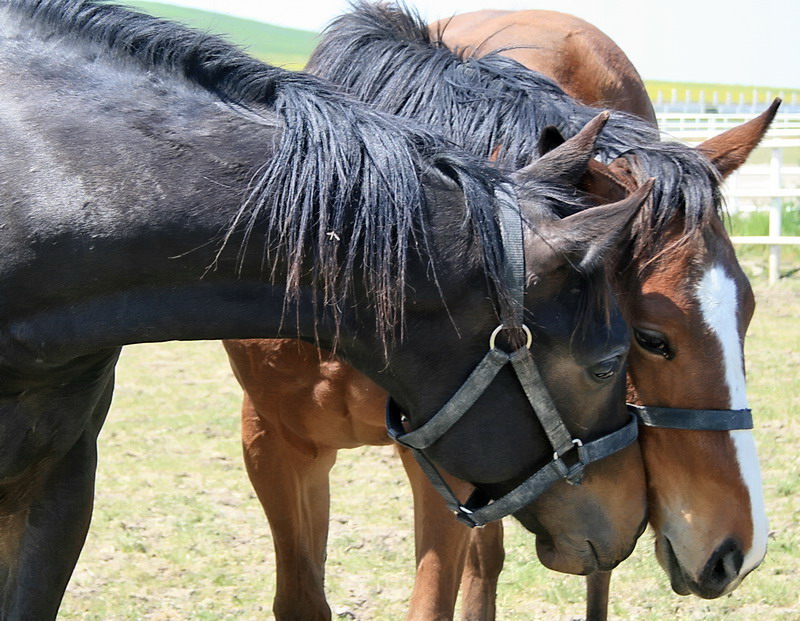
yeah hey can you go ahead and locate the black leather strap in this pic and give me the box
[628,404,753,430]
[388,399,639,528]
[456,413,638,527]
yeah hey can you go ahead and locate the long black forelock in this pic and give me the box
[6,0,512,348]
[619,146,723,271]
[310,1,726,275]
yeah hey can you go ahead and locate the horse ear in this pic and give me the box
[696,99,781,179]
[538,125,566,156]
[579,158,631,203]
[515,111,610,186]
[532,179,654,275]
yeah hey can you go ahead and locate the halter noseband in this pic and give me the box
[627,404,753,431]
[385,185,638,528]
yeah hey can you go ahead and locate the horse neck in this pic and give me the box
[0,115,488,385]
[0,9,501,389]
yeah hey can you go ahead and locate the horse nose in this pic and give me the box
[693,538,744,598]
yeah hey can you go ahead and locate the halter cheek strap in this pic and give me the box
[385,185,639,528]
[628,404,753,431]
[387,398,638,528]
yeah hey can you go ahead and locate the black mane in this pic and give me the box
[307,1,724,264]
[4,0,512,344]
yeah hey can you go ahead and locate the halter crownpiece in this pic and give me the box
[385,184,638,528]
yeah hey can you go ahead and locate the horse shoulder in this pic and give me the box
[224,339,388,450]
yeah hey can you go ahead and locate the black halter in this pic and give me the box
[627,404,753,431]
[385,186,638,528]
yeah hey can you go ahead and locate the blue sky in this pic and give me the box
[157,0,799,89]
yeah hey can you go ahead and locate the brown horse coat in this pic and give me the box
[431,9,656,124]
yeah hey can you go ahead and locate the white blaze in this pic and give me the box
[696,265,767,575]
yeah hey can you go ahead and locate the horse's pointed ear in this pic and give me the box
[696,98,781,179]
[538,125,566,156]
[533,179,653,275]
[579,158,631,203]
[515,111,610,186]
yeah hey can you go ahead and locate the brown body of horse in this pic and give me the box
[432,9,657,125]
[225,9,772,621]
[224,339,491,621]
[432,9,771,619]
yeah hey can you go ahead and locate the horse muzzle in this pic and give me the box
[515,497,647,575]
[659,535,754,599]
[532,531,641,575]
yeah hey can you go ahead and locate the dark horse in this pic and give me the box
[222,3,772,619]
[0,1,651,617]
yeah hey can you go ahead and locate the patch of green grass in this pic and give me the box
[726,205,800,280]
[123,1,318,69]
[726,203,800,237]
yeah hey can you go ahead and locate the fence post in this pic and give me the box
[768,147,783,284]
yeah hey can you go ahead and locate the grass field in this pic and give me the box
[56,269,800,620]
[124,1,318,69]
[727,205,800,279]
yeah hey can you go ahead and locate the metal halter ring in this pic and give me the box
[553,438,586,485]
[553,437,584,462]
[489,324,533,351]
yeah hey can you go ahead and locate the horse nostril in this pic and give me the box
[699,538,744,596]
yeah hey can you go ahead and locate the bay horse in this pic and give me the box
[430,7,665,618]
[430,9,657,126]
[433,8,774,618]
[0,1,652,618]
[225,3,772,619]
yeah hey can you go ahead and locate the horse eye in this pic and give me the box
[591,356,621,381]
[634,329,673,359]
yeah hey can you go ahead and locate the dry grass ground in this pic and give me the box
[58,277,799,620]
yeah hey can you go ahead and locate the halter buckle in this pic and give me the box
[552,438,586,485]
[453,505,484,528]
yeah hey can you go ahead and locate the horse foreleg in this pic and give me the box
[398,445,480,621]
[458,520,504,621]
[242,396,337,621]
[0,430,101,620]
[586,571,612,621]
[0,371,113,621]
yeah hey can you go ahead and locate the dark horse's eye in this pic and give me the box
[634,329,673,359]
[591,356,622,381]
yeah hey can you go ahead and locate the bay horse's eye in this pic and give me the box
[591,356,622,382]
[633,328,673,359]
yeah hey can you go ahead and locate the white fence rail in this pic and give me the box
[656,112,800,283]
[658,112,800,137]
[652,89,800,114]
